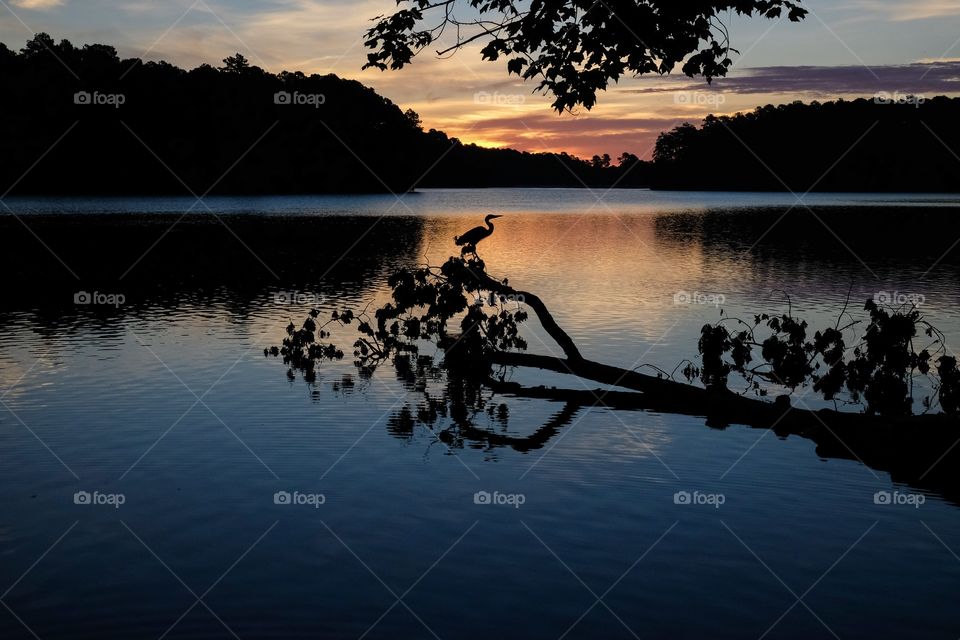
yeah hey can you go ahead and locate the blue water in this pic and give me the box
[2,189,960,639]
[6,188,960,216]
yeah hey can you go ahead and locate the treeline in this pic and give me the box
[652,97,960,192]
[0,34,643,195]
[8,35,956,195]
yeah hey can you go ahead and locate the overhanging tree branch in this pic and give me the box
[363,0,809,112]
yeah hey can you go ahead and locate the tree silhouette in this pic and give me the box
[404,107,424,130]
[364,0,807,111]
[268,239,960,495]
[0,34,647,194]
[220,53,255,75]
[650,98,960,191]
[591,153,611,169]
[271,243,960,422]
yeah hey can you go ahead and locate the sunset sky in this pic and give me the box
[2,0,960,158]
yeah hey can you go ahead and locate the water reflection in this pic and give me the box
[654,206,960,269]
[298,342,960,505]
[4,206,960,508]
[0,214,424,322]
[4,195,960,639]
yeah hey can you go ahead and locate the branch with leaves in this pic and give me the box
[268,248,959,428]
[363,0,808,111]
[683,295,958,417]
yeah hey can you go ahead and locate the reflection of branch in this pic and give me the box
[486,377,657,408]
[444,400,581,452]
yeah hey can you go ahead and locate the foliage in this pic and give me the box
[363,0,807,112]
[683,296,960,417]
[270,253,594,450]
[271,248,960,419]
[269,255,529,383]
[652,98,960,192]
[0,33,645,194]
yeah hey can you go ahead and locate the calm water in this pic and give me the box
[2,189,960,639]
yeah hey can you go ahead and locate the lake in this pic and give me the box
[2,188,960,639]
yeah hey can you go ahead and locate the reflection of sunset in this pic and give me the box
[416,212,752,366]
[4,0,960,635]
[420,213,726,286]
[0,357,48,404]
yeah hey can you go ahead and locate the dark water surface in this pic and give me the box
[2,189,960,639]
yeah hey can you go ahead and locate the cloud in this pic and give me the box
[11,0,65,9]
[916,58,960,64]
[852,0,960,22]
[443,113,688,159]
[624,61,960,98]
[3,0,956,160]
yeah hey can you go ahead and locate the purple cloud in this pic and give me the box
[627,61,960,97]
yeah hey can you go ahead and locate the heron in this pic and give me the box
[455,214,502,254]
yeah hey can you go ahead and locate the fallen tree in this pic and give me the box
[267,250,960,499]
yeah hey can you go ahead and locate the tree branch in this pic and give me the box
[468,264,583,360]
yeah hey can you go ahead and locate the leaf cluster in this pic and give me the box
[364,0,807,111]
[683,297,960,416]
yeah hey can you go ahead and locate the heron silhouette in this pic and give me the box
[455,214,502,255]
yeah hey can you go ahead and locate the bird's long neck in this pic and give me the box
[486,219,495,231]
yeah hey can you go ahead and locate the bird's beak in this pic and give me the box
[490,215,503,219]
